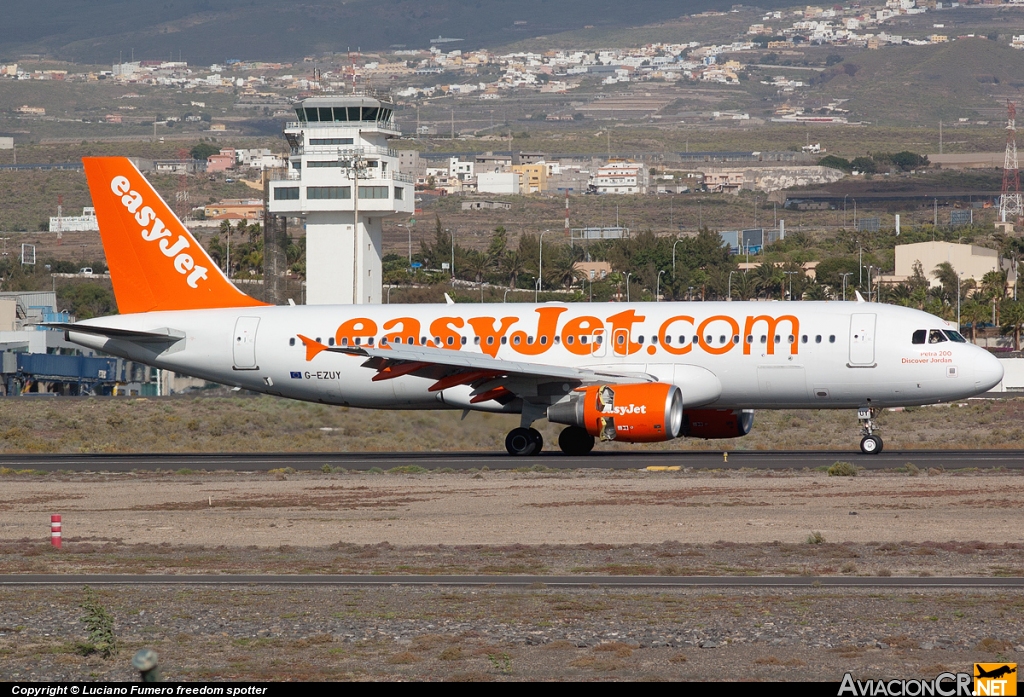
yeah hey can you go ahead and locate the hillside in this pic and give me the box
[0,0,795,65]
[815,38,1024,125]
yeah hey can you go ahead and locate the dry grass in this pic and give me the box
[1,396,1024,455]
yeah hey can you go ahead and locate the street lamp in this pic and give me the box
[539,230,550,293]
[672,238,683,275]
[843,194,848,228]
[728,270,736,301]
[340,150,369,303]
[625,272,632,302]
[840,272,853,301]
[784,271,798,300]
[957,272,962,330]
[657,270,665,302]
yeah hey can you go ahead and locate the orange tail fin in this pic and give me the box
[83,157,269,314]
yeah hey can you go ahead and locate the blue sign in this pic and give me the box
[411,262,422,268]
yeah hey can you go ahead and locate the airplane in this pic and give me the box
[52,157,1004,456]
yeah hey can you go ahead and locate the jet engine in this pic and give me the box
[682,409,755,439]
[547,383,683,443]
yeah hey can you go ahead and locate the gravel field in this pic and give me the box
[1,468,1021,681]
[1,586,1022,681]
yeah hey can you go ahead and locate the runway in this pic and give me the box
[1,449,1022,472]
[3,574,1023,588]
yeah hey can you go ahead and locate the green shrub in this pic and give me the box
[77,588,117,658]
[827,461,858,477]
[806,531,825,544]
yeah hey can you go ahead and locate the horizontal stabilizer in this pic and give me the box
[39,323,185,344]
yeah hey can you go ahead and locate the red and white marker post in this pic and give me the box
[50,514,61,549]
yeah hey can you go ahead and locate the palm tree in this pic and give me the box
[501,249,527,289]
[754,262,784,300]
[1000,300,1024,351]
[960,299,988,342]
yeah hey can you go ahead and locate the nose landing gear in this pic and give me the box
[858,406,883,454]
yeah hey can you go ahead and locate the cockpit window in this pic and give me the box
[912,329,926,345]
[944,330,967,343]
[928,329,948,344]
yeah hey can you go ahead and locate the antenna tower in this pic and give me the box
[175,148,190,221]
[1000,100,1024,224]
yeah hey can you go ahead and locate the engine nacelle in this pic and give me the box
[547,383,683,443]
[682,409,755,439]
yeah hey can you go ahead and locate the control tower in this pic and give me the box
[267,95,414,304]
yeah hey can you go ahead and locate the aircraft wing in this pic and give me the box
[298,335,654,404]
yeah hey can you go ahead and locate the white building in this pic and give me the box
[49,207,99,232]
[591,161,648,195]
[449,156,475,181]
[267,96,414,305]
[477,172,520,194]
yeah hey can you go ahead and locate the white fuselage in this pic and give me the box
[69,301,1004,412]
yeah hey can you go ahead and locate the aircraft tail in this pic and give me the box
[83,157,269,314]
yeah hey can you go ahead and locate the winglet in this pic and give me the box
[444,292,455,305]
[83,157,269,314]
[297,334,328,362]
[854,290,866,303]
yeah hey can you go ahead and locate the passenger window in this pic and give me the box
[679,335,686,344]
[501,337,508,345]
[433,336,441,345]
[637,335,644,345]
[513,336,522,345]
[719,335,726,344]
[316,337,321,344]
[664,335,672,345]
[705,335,712,345]
[367,337,374,346]
[788,335,795,344]
[447,336,455,346]
[486,336,494,345]
[815,335,822,344]
[912,330,926,344]
[760,336,767,344]
[540,336,548,345]
[460,336,467,346]
[594,335,602,345]
[554,336,560,344]
[732,335,739,344]
[746,335,753,344]
[566,335,575,345]
[474,337,480,345]
[289,337,296,346]
[829,335,836,343]
[928,330,947,344]
[581,336,589,345]
[420,337,426,345]
[651,335,658,344]
[801,335,807,344]
[617,334,625,345]
[527,336,534,345]
[774,335,781,344]
[381,337,388,346]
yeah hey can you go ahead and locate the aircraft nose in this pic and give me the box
[973,348,1004,393]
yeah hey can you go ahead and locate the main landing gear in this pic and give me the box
[858,406,883,454]
[505,427,543,456]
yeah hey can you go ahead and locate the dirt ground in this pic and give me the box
[0,468,1022,681]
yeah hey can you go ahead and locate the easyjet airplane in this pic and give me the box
[54,158,1004,456]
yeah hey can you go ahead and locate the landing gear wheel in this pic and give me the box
[527,428,544,454]
[506,427,539,456]
[860,435,883,455]
[558,426,595,456]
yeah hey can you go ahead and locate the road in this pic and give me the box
[1,449,1021,472]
